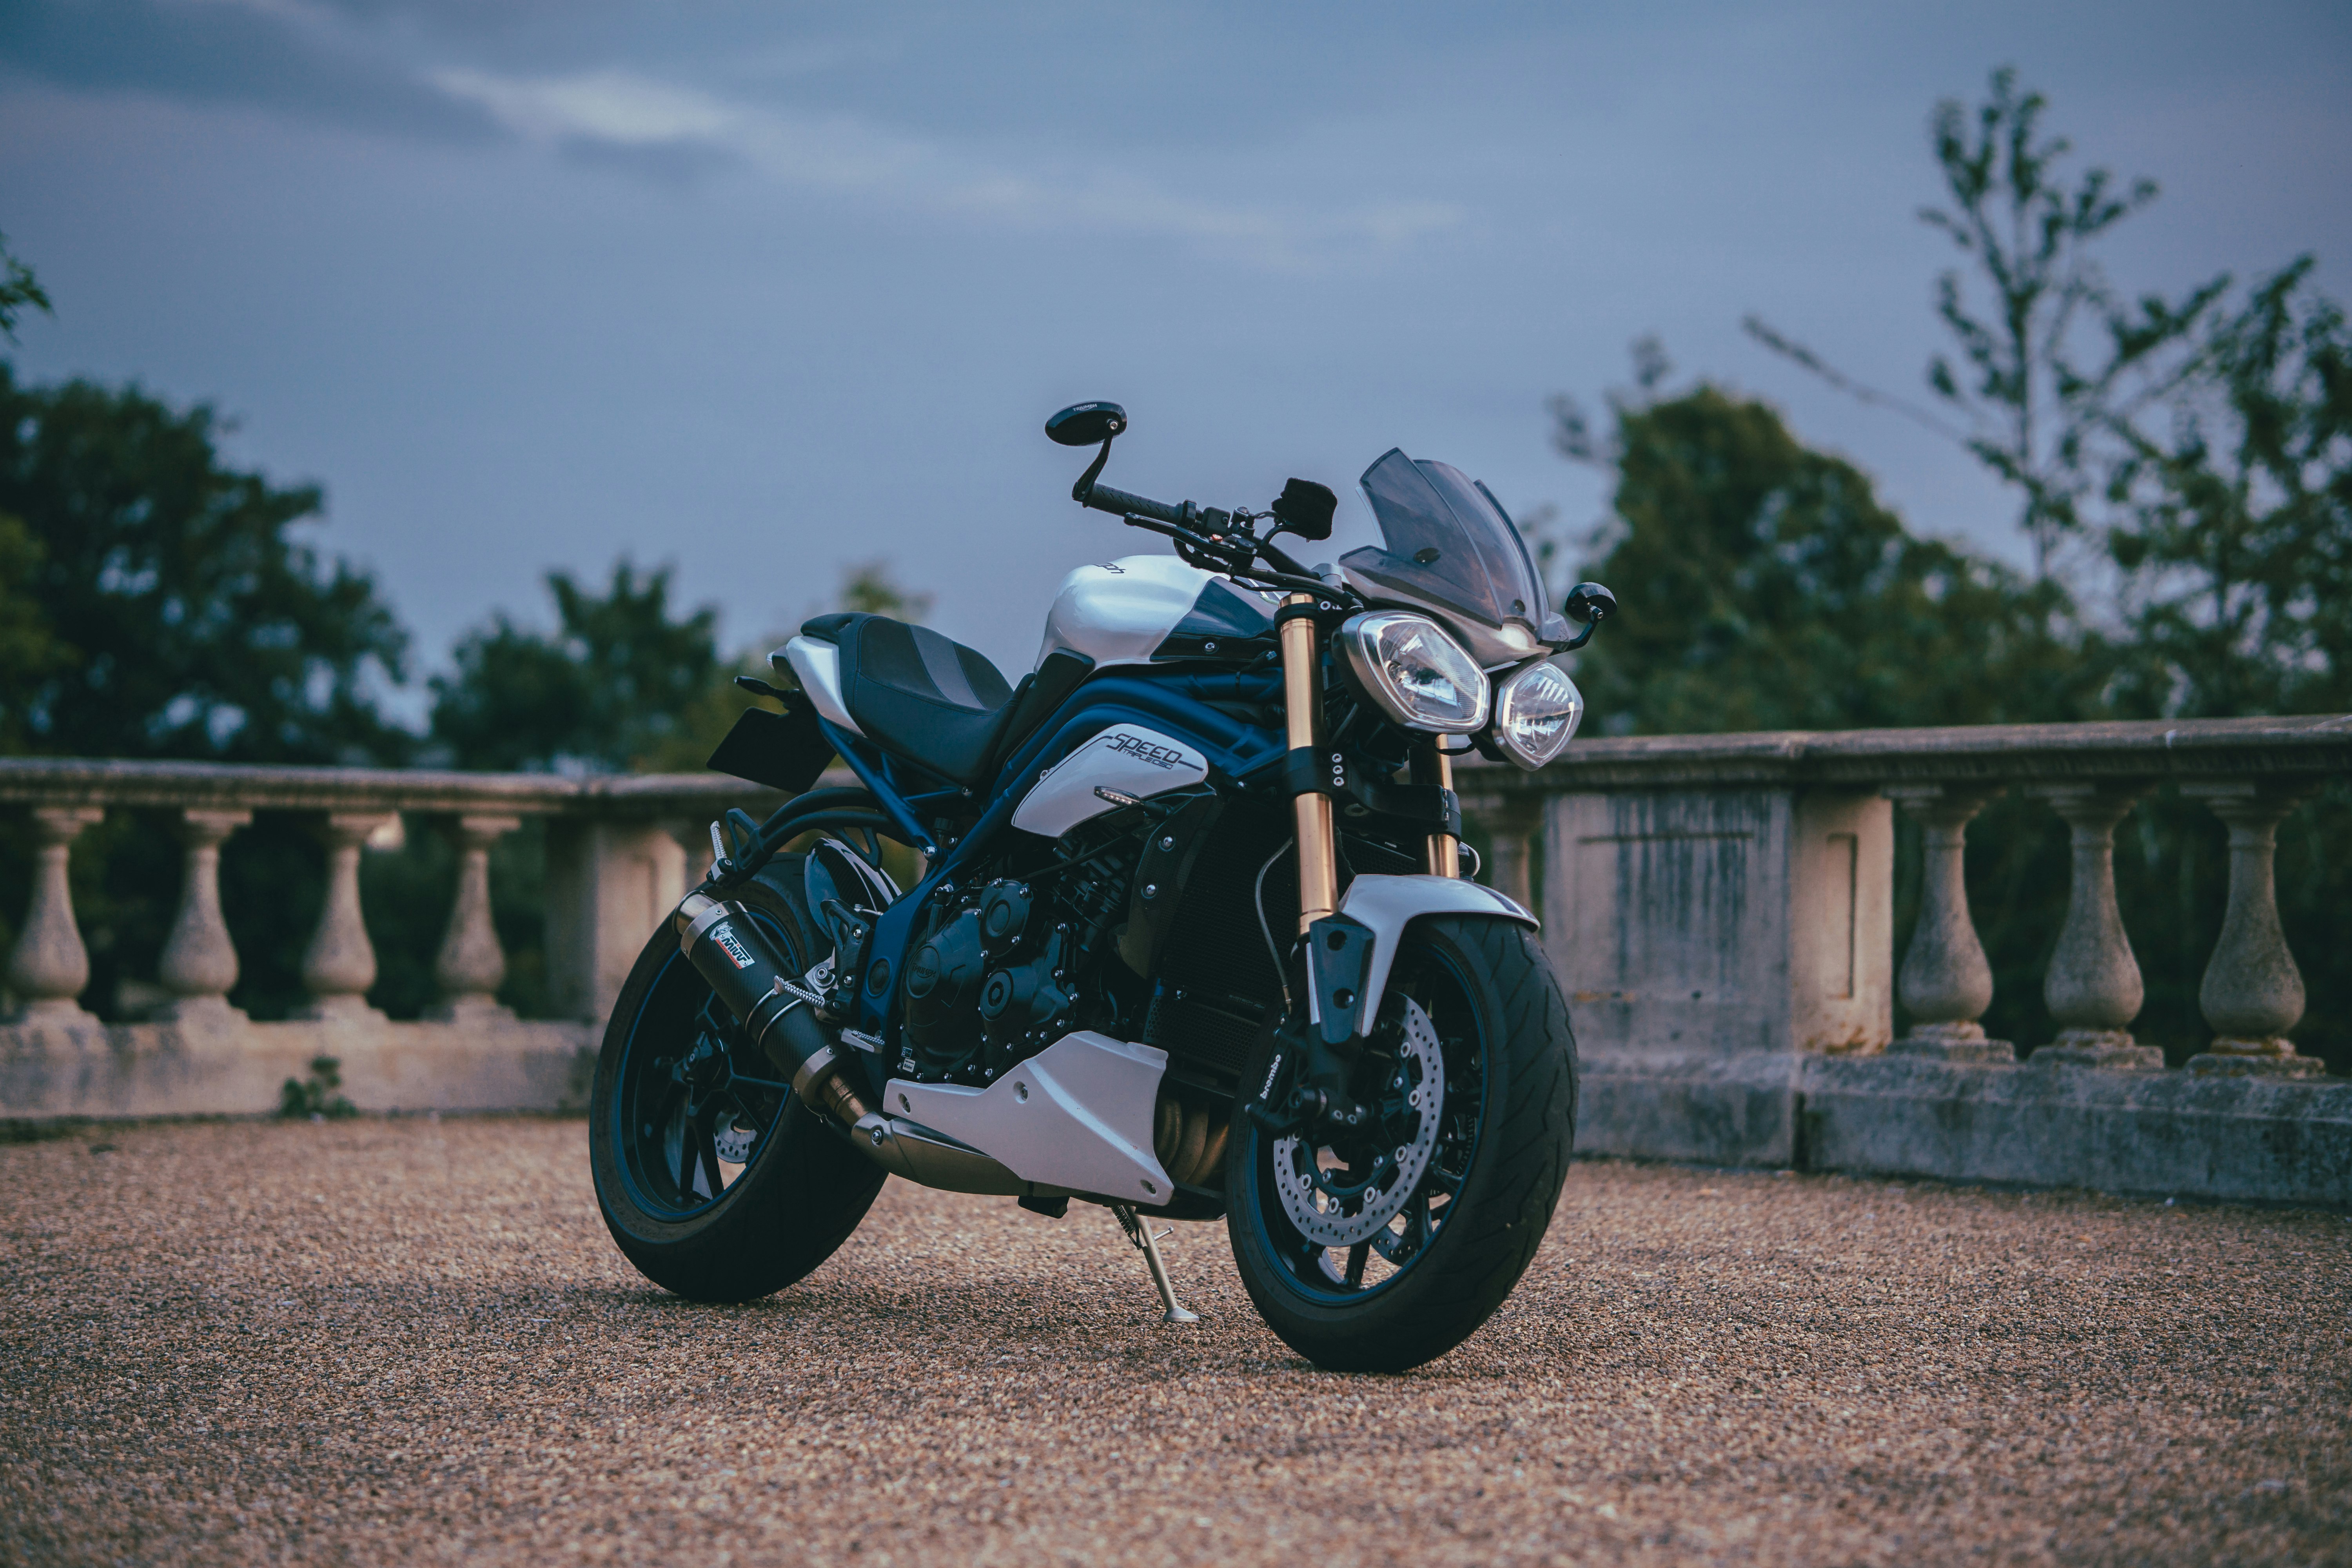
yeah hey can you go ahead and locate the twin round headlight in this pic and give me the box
[1338,612,1490,733]
[1490,655,1585,769]
[1339,611,1585,770]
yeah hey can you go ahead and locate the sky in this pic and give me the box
[4,0,2348,724]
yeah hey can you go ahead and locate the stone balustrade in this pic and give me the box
[6,720,2348,1205]
[0,760,781,1118]
[1452,713,2352,1205]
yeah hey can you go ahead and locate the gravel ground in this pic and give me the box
[1,1117,2347,1567]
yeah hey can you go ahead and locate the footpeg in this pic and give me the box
[1112,1202,1200,1325]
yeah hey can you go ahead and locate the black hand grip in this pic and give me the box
[1082,481,1187,527]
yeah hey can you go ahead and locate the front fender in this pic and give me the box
[1339,873,1537,1037]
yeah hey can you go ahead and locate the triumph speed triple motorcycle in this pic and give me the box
[588,401,1617,1372]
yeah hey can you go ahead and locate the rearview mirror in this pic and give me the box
[1045,402,1128,447]
[1563,581,1617,625]
[1270,477,1337,541]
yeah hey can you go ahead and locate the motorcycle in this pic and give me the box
[587,401,1617,1372]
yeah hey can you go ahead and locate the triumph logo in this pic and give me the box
[1106,732,1185,769]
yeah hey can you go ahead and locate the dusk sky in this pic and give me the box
[5,1,2347,721]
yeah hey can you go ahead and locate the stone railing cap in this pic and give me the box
[1453,714,2352,792]
[0,757,799,817]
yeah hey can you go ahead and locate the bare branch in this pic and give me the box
[1742,316,1969,441]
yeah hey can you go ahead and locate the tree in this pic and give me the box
[1552,374,2106,736]
[1748,67,2225,581]
[0,366,411,763]
[837,557,933,621]
[0,230,50,345]
[0,353,419,1023]
[0,514,65,753]
[2106,258,2352,717]
[429,560,720,773]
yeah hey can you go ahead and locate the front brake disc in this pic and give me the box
[1272,995,1445,1248]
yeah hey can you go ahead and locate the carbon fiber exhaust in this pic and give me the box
[673,890,867,1121]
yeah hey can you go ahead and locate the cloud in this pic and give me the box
[0,0,1464,269]
[0,0,499,143]
[430,65,1463,268]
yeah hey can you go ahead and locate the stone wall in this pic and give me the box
[1455,714,2352,1205]
[7,718,2350,1208]
[0,760,776,1118]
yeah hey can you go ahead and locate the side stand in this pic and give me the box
[1111,1203,1200,1325]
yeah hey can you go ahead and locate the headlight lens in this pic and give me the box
[1492,657,1584,769]
[1338,612,1490,733]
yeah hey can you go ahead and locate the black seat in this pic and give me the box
[798,613,1100,790]
[800,612,1016,786]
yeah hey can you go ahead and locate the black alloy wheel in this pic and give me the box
[1226,915,1576,1372]
[588,859,887,1303]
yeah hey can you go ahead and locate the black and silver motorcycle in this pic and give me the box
[588,402,1615,1371]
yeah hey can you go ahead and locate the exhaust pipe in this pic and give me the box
[674,889,1043,1198]
[673,890,867,1121]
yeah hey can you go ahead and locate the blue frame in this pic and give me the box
[815,667,1289,1058]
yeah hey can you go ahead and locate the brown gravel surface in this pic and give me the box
[1,1118,2347,1566]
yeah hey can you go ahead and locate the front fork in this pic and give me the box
[1276,592,1461,926]
[1268,594,1457,1140]
[1411,737,1461,878]
[1279,592,1341,933]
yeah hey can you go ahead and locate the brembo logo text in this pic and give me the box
[1106,733,1186,770]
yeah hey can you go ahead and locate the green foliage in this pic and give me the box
[0,231,50,345]
[428,560,719,773]
[0,363,415,1022]
[2107,258,2352,717]
[836,558,932,622]
[0,364,411,764]
[1548,360,2345,1074]
[277,1054,356,1120]
[1748,67,2227,582]
[1556,379,2105,735]
[0,513,67,752]
[1913,67,2227,577]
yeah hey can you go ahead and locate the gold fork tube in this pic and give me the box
[1280,594,1339,933]
[1412,737,1461,878]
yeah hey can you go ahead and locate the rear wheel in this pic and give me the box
[1225,915,1575,1372]
[588,858,886,1302]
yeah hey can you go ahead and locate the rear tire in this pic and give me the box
[1224,915,1575,1372]
[588,858,887,1303]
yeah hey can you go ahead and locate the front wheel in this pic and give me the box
[1224,915,1576,1372]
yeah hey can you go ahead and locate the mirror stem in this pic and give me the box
[1072,437,1115,505]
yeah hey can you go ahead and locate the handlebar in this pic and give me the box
[1076,472,1344,601]
[1079,480,1187,528]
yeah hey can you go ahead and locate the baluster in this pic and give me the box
[429,814,521,1023]
[2025,782,2163,1070]
[670,816,717,889]
[296,811,397,1023]
[2181,781,2325,1078]
[1884,785,2011,1061]
[5,806,105,1026]
[156,808,252,1024]
[1475,797,1542,909]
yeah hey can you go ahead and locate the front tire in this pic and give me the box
[1225,915,1576,1372]
[588,858,887,1303]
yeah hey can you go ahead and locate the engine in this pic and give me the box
[896,816,1147,1083]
